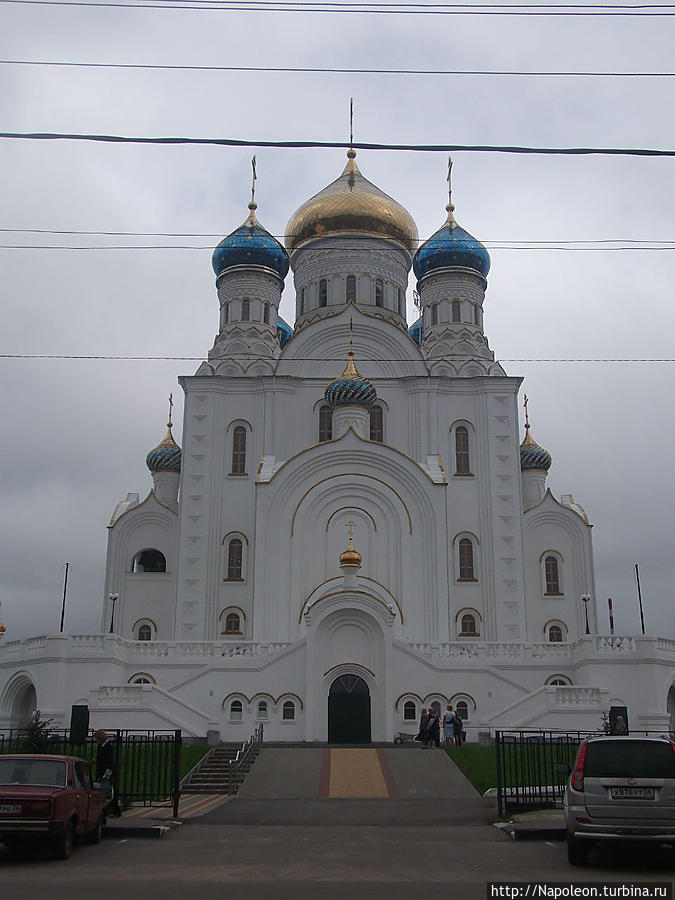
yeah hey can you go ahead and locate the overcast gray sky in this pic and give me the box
[1,0,673,641]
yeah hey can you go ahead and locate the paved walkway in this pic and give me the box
[239,746,479,801]
[122,793,230,820]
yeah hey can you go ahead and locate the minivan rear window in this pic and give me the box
[584,741,675,779]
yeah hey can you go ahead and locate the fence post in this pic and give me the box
[172,730,182,818]
[495,730,504,818]
[113,730,123,807]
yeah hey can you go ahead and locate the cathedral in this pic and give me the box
[1,151,673,741]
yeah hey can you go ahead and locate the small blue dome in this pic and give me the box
[413,207,490,282]
[325,352,377,410]
[277,316,294,349]
[212,204,289,281]
[408,316,423,347]
[146,425,181,473]
[520,428,552,471]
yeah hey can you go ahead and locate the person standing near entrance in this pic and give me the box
[426,709,440,748]
[94,729,122,816]
[415,708,429,745]
[442,704,456,747]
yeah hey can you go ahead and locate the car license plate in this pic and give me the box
[0,803,22,814]
[610,787,655,800]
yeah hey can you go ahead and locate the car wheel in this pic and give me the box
[53,822,74,860]
[567,833,589,866]
[87,814,103,845]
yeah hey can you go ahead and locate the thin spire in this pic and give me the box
[159,392,178,446]
[445,155,456,226]
[250,155,257,209]
[342,317,359,376]
[349,98,354,151]
[168,392,174,429]
[522,393,536,445]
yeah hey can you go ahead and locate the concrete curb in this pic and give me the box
[103,819,178,839]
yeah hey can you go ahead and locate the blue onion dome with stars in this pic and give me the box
[325,348,377,410]
[413,203,490,283]
[408,316,423,347]
[277,315,294,350]
[146,422,182,474]
[520,423,552,471]
[212,202,289,282]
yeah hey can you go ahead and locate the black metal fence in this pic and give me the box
[495,729,591,817]
[0,728,182,817]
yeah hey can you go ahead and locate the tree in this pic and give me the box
[20,710,56,752]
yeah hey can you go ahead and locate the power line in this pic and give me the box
[0,353,672,362]
[2,132,675,156]
[4,0,675,14]
[3,243,675,251]
[2,59,675,77]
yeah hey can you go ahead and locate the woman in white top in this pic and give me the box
[442,705,456,746]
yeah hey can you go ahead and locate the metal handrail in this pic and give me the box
[228,723,263,794]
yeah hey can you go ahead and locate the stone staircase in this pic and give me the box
[183,744,258,794]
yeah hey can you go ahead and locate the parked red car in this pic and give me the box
[0,754,107,859]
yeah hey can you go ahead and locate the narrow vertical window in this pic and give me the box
[230,700,243,721]
[431,304,438,326]
[137,624,152,641]
[369,405,383,442]
[455,426,470,475]
[282,701,295,720]
[397,287,403,316]
[375,279,383,307]
[224,612,241,634]
[452,300,461,322]
[319,279,328,307]
[241,298,250,321]
[346,275,356,303]
[224,301,229,325]
[473,304,480,326]
[545,556,560,594]
[548,624,563,642]
[460,613,477,635]
[403,701,416,720]
[231,426,247,474]
[319,405,333,443]
[227,539,243,580]
[458,538,474,580]
[300,288,305,316]
[263,302,270,324]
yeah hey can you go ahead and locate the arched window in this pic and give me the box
[346,275,356,303]
[452,300,461,322]
[319,405,333,442]
[430,700,442,716]
[282,701,295,720]
[223,301,229,325]
[129,673,156,685]
[231,426,247,475]
[458,538,474,580]
[263,302,270,324]
[369,405,384,442]
[375,279,384,307]
[224,612,241,634]
[455,700,469,721]
[227,539,243,580]
[257,700,268,719]
[241,298,250,321]
[546,676,572,686]
[403,700,416,721]
[137,623,152,641]
[455,426,470,475]
[473,305,480,326]
[460,613,477,635]
[545,556,561,594]
[132,549,166,573]
[230,700,243,721]
[548,624,563,643]
[431,304,438,326]
[319,279,328,307]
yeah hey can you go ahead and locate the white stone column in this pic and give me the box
[332,405,369,439]
[151,471,180,510]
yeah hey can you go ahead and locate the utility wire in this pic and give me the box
[2,132,675,156]
[0,353,672,362]
[2,244,675,251]
[2,59,675,77]
[4,0,675,15]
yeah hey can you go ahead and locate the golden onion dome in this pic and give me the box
[0,622,6,636]
[285,150,419,254]
[339,536,362,569]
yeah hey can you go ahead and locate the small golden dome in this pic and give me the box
[285,151,419,254]
[339,536,362,569]
[0,622,6,636]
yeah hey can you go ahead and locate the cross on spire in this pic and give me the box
[523,393,530,431]
[250,155,257,209]
[345,519,356,538]
[349,98,354,150]
[168,393,174,429]
[446,155,456,225]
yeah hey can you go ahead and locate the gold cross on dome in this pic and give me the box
[345,519,357,538]
[168,393,174,428]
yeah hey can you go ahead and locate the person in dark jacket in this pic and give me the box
[94,729,121,816]
[415,708,429,744]
[426,711,441,748]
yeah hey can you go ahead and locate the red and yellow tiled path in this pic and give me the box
[122,793,230,820]
[318,749,398,798]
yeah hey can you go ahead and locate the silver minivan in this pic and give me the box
[561,735,675,865]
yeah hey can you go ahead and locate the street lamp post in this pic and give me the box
[581,594,591,635]
[108,593,119,634]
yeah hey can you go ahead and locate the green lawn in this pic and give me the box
[446,741,580,795]
[446,746,498,795]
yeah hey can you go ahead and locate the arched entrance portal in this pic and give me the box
[328,674,371,744]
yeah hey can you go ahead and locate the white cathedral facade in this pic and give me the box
[1,152,674,742]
